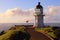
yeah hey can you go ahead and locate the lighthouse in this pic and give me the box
[34,2,45,27]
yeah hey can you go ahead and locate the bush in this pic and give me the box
[52,27,59,31]
[0,26,31,40]
[54,28,60,40]
[9,31,31,40]
[0,31,5,36]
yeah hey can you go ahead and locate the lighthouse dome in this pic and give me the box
[36,2,43,9]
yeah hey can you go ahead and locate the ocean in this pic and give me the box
[0,23,60,31]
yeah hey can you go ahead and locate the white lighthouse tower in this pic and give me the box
[34,2,45,27]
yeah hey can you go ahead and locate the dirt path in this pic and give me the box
[25,27,53,40]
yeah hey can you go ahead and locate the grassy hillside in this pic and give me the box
[35,27,55,38]
[0,26,26,40]
[0,25,59,40]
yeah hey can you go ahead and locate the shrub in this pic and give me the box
[9,31,31,40]
[52,27,59,31]
[0,31,5,36]
[54,28,60,40]
[0,26,30,40]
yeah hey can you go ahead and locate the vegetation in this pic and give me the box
[0,26,30,40]
[35,27,55,38]
[0,31,5,36]
[54,28,60,40]
[0,25,60,40]
[35,27,60,40]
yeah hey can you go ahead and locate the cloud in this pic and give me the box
[0,6,60,23]
[0,8,34,23]
[44,6,60,23]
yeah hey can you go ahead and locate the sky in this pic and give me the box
[0,0,60,12]
[0,0,60,23]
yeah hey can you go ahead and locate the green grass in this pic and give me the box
[0,26,25,40]
[0,26,56,40]
[0,30,15,40]
[35,27,55,38]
